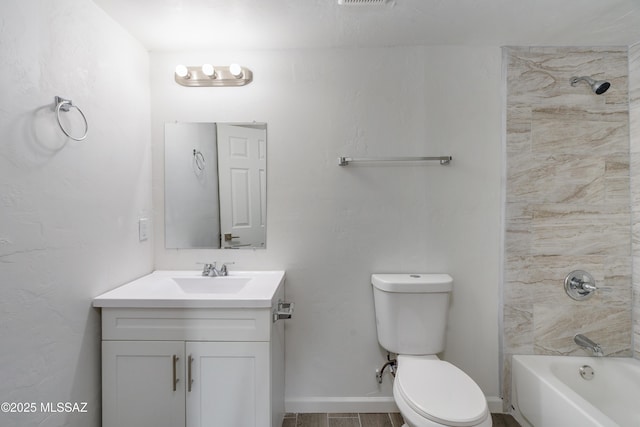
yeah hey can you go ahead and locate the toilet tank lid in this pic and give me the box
[371,274,453,293]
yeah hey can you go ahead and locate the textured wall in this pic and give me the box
[150,46,503,411]
[164,123,220,248]
[0,1,152,426]
[503,46,631,407]
[631,42,640,359]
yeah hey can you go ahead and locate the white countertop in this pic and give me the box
[93,270,286,308]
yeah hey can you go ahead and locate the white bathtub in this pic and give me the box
[511,355,640,427]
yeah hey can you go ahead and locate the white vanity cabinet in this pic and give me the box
[99,291,285,427]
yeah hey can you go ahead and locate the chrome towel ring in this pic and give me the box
[193,149,205,170]
[54,96,88,141]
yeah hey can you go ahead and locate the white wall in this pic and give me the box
[151,46,503,410]
[165,123,220,248]
[0,1,152,426]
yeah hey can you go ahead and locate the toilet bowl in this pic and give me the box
[370,274,492,427]
[393,355,491,427]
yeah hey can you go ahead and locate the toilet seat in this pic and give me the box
[395,355,489,427]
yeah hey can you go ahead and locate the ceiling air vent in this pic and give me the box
[338,0,388,5]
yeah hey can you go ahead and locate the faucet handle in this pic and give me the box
[197,262,217,276]
[220,262,235,275]
[196,261,216,266]
[581,282,612,292]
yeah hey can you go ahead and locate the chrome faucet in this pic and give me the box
[201,262,234,277]
[574,334,604,357]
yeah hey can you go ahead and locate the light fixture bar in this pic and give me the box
[174,65,253,87]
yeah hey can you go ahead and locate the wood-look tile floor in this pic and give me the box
[491,414,522,427]
[282,412,521,427]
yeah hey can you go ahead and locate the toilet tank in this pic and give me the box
[371,273,453,355]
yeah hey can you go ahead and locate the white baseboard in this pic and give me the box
[285,396,398,413]
[486,396,504,413]
[286,396,503,414]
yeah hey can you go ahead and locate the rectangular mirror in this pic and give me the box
[164,122,267,249]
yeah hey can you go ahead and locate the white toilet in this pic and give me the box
[371,274,491,427]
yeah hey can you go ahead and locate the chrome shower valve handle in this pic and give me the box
[564,270,611,301]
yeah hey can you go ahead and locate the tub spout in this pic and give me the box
[574,334,604,357]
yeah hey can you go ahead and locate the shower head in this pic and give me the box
[570,76,611,95]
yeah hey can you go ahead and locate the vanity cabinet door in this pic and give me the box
[186,341,270,427]
[102,341,186,427]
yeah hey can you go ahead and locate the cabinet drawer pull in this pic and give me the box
[188,355,194,392]
[172,355,179,391]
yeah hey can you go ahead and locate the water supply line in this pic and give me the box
[375,352,397,384]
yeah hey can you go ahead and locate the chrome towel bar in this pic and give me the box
[337,156,452,166]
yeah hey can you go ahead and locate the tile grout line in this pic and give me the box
[286,412,520,427]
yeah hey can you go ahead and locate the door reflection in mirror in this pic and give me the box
[164,122,267,249]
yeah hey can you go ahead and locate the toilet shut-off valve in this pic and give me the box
[376,353,397,384]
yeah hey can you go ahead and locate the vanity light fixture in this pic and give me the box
[174,64,253,87]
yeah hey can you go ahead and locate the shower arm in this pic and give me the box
[569,75,611,95]
[570,76,594,86]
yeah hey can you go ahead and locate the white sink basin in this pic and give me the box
[171,276,251,294]
[93,270,285,308]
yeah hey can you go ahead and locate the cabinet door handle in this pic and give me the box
[172,355,179,391]
[188,354,194,392]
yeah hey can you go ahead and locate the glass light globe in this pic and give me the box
[229,63,243,78]
[175,64,189,78]
[201,64,215,77]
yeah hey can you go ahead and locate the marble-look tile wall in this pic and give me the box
[503,47,631,408]
[631,41,640,359]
